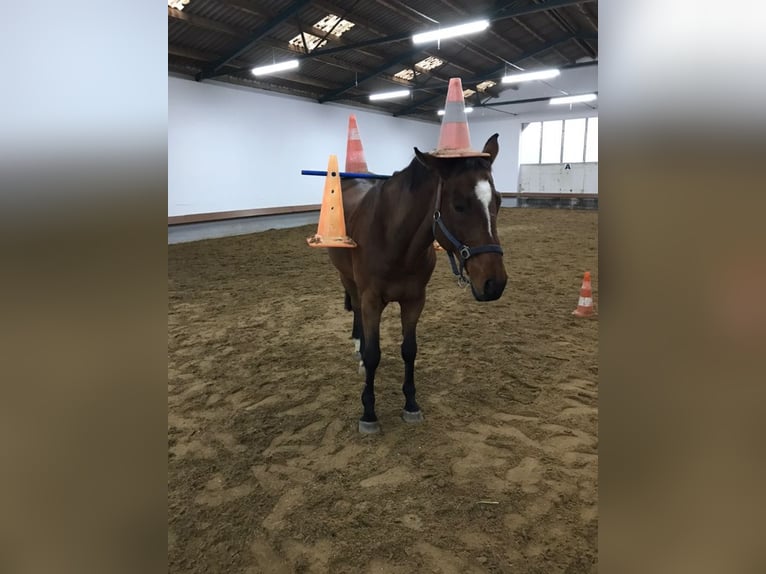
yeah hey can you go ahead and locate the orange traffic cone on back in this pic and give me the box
[431,78,489,158]
[345,114,369,173]
[306,154,357,248]
[572,271,595,317]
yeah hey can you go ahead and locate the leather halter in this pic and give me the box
[431,178,504,287]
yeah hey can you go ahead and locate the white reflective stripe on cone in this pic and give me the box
[578,297,593,306]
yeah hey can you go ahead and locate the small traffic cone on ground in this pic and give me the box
[431,78,489,158]
[306,155,357,248]
[345,114,369,173]
[572,271,595,317]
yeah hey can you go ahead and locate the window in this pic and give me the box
[519,122,541,164]
[519,116,598,164]
[541,120,563,163]
[585,117,598,162]
[562,118,587,163]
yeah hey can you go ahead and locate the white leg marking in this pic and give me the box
[474,180,493,236]
[353,338,361,353]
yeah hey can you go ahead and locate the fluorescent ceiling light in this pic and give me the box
[251,60,299,76]
[412,19,490,44]
[502,68,560,84]
[437,107,473,116]
[549,93,597,105]
[369,89,410,101]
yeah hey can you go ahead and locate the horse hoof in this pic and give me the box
[401,410,424,424]
[358,420,381,434]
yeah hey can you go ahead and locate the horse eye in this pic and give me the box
[453,203,466,213]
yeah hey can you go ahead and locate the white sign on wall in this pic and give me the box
[518,162,598,194]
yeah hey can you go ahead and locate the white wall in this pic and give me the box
[470,107,598,193]
[168,74,598,213]
[169,75,439,216]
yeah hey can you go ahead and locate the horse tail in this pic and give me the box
[344,291,352,311]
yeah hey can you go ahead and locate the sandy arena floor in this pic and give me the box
[168,208,598,573]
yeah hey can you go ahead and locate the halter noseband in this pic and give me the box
[431,179,504,287]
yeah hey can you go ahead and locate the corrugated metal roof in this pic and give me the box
[168,0,598,121]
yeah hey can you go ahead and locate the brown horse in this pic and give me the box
[328,133,507,433]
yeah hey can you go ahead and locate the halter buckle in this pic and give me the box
[457,275,470,288]
[459,245,471,260]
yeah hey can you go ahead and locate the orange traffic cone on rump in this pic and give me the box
[572,271,595,317]
[306,154,357,248]
[345,114,369,173]
[431,77,490,158]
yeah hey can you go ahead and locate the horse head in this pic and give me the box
[415,133,508,302]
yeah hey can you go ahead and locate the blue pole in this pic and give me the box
[301,170,390,179]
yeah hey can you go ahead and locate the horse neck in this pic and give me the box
[378,161,439,261]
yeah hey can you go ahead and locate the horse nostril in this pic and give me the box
[484,278,506,299]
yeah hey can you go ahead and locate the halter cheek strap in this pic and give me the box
[431,179,504,287]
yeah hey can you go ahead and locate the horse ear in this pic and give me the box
[414,147,439,171]
[482,133,500,164]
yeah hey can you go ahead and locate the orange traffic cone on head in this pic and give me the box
[306,154,357,248]
[345,114,369,173]
[572,271,595,317]
[431,78,489,158]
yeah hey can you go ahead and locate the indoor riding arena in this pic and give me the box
[169,1,598,572]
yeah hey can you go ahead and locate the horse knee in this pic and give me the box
[401,336,417,363]
[362,343,381,371]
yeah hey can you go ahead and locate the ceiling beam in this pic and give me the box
[492,0,595,21]
[195,0,313,81]
[319,0,592,106]
[213,0,268,19]
[318,45,424,103]
[301,31,412,59]
[475,91,598,108]
[392,34,594,117]
[169,45,338,90]
[530,0,597,59]
[168,6,246,36]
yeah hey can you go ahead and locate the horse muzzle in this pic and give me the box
[471,276,507,302]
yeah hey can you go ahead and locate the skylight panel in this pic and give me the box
[314,14,356,38]
[394,56,445,82]
[476,80,497,92]
[415,56,444,71]
[394,69,416,81]
[463,88,476,97]
[288,33,327,52]
[168,0,191,10]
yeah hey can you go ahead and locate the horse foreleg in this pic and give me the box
[358,293,385,433]
[352,309,363,362]
[400,296,426,423]
[342,285,364,364]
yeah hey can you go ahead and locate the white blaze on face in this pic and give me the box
[474,179,493,236]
